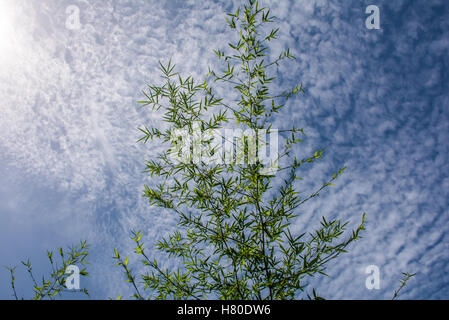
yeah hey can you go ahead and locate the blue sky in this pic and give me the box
[0,0,448,299]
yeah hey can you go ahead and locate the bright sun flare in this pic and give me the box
[0,1,17,60]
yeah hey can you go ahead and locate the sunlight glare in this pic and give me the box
[0,1,17,62]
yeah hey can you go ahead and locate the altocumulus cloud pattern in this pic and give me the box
[0,0,448,299]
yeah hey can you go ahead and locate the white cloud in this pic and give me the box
[0,0,448,299]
